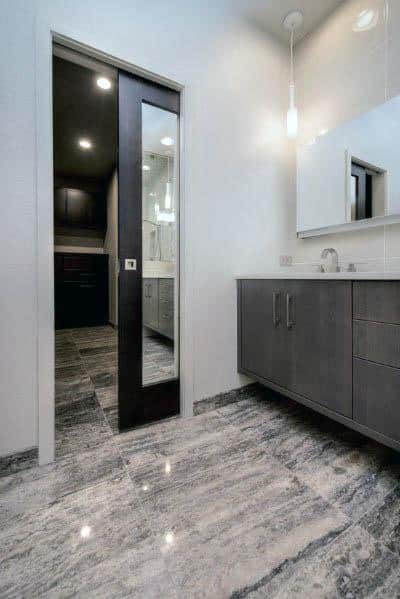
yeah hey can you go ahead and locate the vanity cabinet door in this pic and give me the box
[239,280,294,389]
[290,280,352,417]
[143,279,159,330]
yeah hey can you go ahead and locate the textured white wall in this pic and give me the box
[0,0,292,455]
[292,0,400,272]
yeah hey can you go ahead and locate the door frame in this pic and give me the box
[36,27,193,465]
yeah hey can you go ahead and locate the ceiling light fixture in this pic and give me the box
[97,77,112,90]
[353,9,378,32]
[78,139,92,150]
[161,136,174,146]
[283,11,303,140]
[142,165,150,171]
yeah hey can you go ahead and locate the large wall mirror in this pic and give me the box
[297,94,400,237]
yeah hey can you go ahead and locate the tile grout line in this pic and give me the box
[109,425,181,594]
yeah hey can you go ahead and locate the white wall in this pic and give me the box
[104,171,118,326]
[0,0,292,456]
[0,2,38,456]
[291,0,400,272]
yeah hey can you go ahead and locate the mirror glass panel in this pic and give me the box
[142,103,178,386]
[297,94,400,233]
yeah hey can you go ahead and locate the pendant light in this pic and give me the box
[164,155,172,210]
[283,11,303,140]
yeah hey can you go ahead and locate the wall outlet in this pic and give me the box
[279,255,293,267]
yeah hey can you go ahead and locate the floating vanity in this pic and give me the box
[236,273,400,451]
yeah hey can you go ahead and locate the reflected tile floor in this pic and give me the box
[2,336,400,597]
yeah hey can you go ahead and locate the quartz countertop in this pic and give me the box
[235,272,400,280]
[143,273,175,279]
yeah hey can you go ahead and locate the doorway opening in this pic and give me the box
[52,43,180,453]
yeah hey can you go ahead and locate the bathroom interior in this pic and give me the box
[4,1,400,597]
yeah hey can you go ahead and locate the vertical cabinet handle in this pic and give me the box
[272,291,281,327]
[286,293,295,329]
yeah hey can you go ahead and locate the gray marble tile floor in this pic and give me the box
[2,325,400,597]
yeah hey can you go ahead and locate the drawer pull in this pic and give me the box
[286,293,295,329]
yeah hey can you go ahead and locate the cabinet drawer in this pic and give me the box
[159,278,174,301]
[354,358,400,443]
[159,311,174,338]
[353,281,400,324]
[159,297,173,313]
[353,320,400,368]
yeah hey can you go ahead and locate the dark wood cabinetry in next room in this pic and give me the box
[55,252,108,329]
[54,187,106,233]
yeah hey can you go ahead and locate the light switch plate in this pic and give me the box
[124,258,137,271]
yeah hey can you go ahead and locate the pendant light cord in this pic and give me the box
[290,29,294,84]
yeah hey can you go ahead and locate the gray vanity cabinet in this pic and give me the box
[238,279,352,418]
[158,279,174,339]
[143,279,159,331]
[290,281,352,417]
[238,277,400,451]
[353,281,400,443]
[239,280,294,389]
[143,277,174,340]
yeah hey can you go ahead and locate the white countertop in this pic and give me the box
[143,273,175,279]
[235,272,400,280]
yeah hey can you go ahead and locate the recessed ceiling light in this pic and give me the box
[97,77,112,90]
[78,139,92,149]
[353,9,378,32]
[142,165,150,171]
[161,136,174,146]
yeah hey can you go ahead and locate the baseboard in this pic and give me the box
[193,382,261,416]
[0,446,38,478]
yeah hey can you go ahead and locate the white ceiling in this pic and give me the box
[243,0,346,45]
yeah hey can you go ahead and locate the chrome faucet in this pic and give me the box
[321,248,339,273]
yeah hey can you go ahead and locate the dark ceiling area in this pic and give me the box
[53,55,117,188]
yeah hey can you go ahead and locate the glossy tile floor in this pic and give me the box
[2,350,400,597]
[54,325,175,435]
